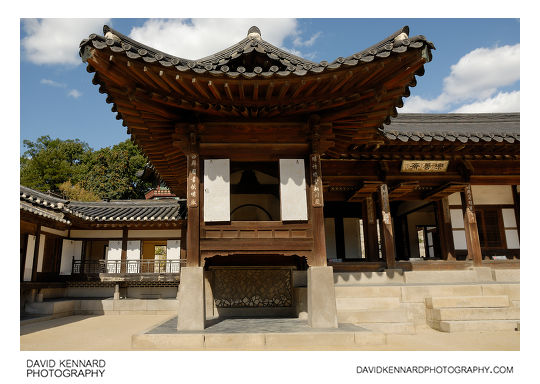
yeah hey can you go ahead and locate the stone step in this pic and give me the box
[334,271,404,285]
[334,285,402,299]
[356,322,416,335]
[337,309,409,323]
[430,320,519,333]
[429,307,519,321]
[336,297,400,310]
[425,295,510,309]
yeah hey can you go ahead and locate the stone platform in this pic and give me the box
[132,317,387,350]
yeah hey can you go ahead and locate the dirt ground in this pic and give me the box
[20,314,519,351]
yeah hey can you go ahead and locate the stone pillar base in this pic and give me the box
[114,284,120,300]
[35,290,43,303]
[177,267,206,331]
[308,266,338,328]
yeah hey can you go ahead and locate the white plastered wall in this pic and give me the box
[59,239,83,275]
[24,235,36,281]
[279,159,308,221]
[167,240,181,273]
[126,240,141,273]
[204,159,230,222]
[36,234,46,273]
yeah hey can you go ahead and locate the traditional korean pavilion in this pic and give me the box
[20,25,519,333]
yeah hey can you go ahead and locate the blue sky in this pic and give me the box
[20,18,520,154]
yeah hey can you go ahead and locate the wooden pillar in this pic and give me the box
[512,185,520,236]
[31,225,41,282]
[378,184,396,269]
[180,221,188,261]
[437,198,456,261]
[460,185,482,266]
[120,227,128,273]
[20,233,28,282]
[309,154,327,266]
[364,196,380,261]
[186,131,201,267]
[309,117,327,267]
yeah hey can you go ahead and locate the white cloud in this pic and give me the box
[293,31,322,47]
[128,18,304,60]
[68,89,82,99]
[40,78,66,88]
[22,18,110,65]
[453,90,520,113]
[401,44,520,113]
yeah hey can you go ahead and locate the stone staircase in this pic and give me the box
[334,285,415,334]
[425,295,520,332]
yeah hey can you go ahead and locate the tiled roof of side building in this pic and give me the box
[20,186,187,222]
[381,113,520,143]
[79,25,434,79]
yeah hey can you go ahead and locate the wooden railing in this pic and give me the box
[72,259,186,274]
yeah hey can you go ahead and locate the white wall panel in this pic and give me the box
[24,235,36,281]
[59,240,74,275]
[167,240,181,273]
[279,159,308,221]
[505,230,520,249]
[502,208,517,228]
[126,240,140,273]
[452,230,467,250]
[204,159,230,222]
[450,209,464,229]
[471,185,513,205]
[448,192,462,206]
[59,240,83,275]
[107,240,122,273]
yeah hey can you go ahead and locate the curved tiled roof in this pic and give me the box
[381,113,520,143]
[69,200,186,222]
[79,25,434,80]
[20,186,187,223]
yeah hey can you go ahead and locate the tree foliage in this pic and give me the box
[58,181,101,202]
[20,136,152,200]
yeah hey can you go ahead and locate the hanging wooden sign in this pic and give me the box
[187,153,199,208]
[310,154,324,207]
[401,160,449,173]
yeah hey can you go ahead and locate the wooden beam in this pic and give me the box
[207,81,221,100]
[191,78,210,99]
[186,132,201,267]
[348,181,383,202]
[424,182,468,201]
[389,181,419,200]
[223,83,234,100]
[252,83,259,101]
[265,82,275,100]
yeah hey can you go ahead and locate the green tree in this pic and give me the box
[82,139,151,200]
[20,136,152,200]
[58,181,101,201]
[20,136,91,192]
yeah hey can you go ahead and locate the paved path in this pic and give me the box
[20,315,519,351]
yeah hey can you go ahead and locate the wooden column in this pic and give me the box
[364,196,380,261]
[31,225,41,282]
[186,131,201,267]
[180,221,188,261]
[309,117,327,266]
[460,185,482,266]
[20,233,28,282]
[437,198,456,261]
[120,227,128,273]
[512,185,520,236]
[378,184,396,269]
